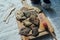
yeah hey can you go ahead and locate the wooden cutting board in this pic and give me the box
[16,10,54,40]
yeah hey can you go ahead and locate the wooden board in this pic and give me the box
[16,11,54,40]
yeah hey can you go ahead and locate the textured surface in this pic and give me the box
[0,0,60,40]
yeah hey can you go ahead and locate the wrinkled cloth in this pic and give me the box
[41,2,51,9]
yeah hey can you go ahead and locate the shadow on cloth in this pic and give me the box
[30,34,53,40]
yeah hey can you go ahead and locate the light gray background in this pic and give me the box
[0,0,60,40]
